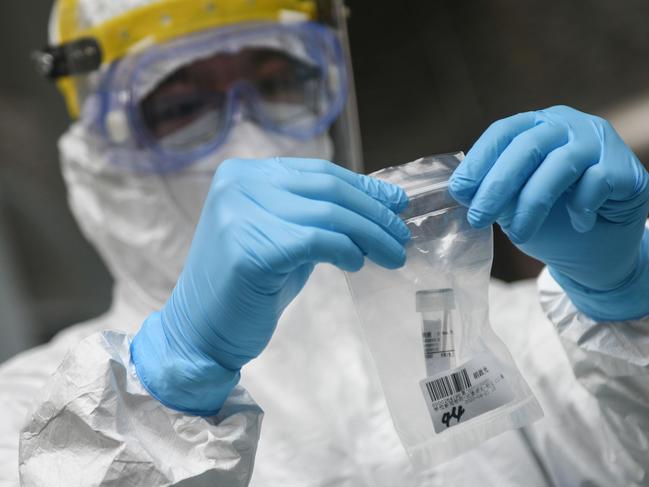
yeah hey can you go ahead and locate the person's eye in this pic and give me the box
[142,92,205,131]
[256,77,291,96]
[156,94,205,121]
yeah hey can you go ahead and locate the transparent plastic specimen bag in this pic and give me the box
[345,153,543,472]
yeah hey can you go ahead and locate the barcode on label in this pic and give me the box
[423,368,472,402]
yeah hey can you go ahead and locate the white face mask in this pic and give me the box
[59,120,334,310]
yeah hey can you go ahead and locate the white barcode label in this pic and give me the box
[419,353,514,433]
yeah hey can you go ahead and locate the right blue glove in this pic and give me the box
[449,105,649,322]
[132,157,410,415]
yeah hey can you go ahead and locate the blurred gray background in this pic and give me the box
[1,0,649,360]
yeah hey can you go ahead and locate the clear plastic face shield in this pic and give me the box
[72,0,362,173]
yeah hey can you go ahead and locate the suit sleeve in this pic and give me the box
[538,268,649,479]
[19,330,263,486]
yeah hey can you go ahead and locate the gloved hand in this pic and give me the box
[449,105,649,322]
[132,157,410,415]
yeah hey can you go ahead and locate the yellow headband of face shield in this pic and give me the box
[54,0,317,118]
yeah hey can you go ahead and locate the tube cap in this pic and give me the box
[416,288,455,312]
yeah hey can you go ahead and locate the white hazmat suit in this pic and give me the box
[1,116,648,487]
[1,0,649,485]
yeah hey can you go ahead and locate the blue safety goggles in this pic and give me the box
[80,21,348,172]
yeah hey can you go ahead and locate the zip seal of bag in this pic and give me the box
[345,153,543,472]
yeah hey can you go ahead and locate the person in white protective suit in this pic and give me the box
[2,0,648,485]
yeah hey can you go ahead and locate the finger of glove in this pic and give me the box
[290,225,366,272]
[567,164,612,233]
[278,172,411,244]
[265,191,406,269]
[449,112,536,206]
[277,157,409,213]
[252,212,366,273]
[594,119,648,200]
[507,143,598,243]
[467,122,569,228]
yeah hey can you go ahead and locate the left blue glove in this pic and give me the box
[449,105,649,321]
[131,157,410,416]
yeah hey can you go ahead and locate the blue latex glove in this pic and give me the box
[449,105,649,322]
[132,157,410,415]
